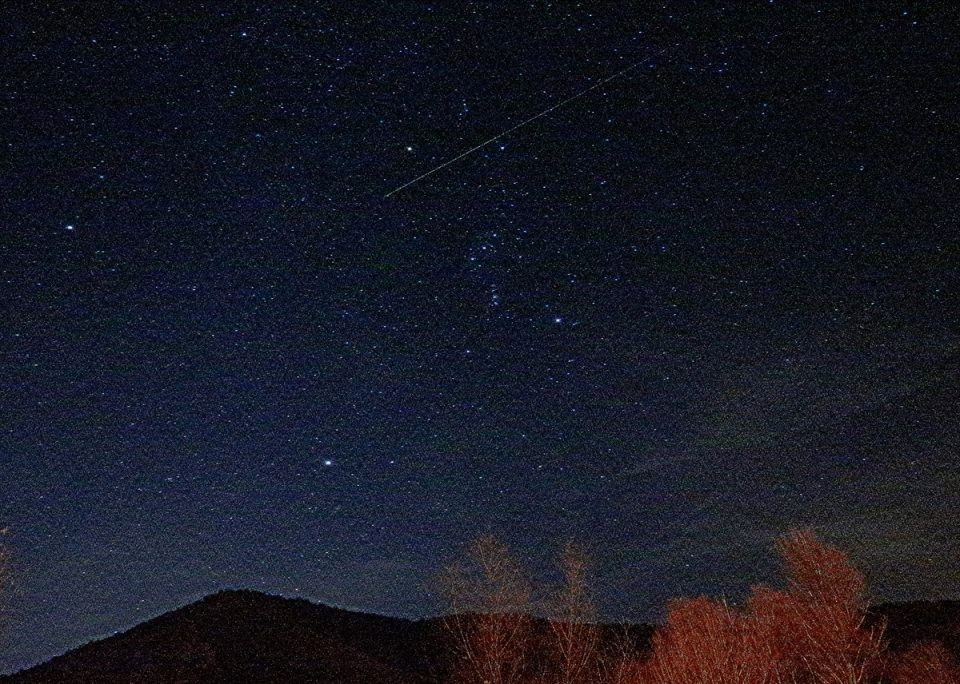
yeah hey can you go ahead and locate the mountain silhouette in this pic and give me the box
[2,590,449,683]
[1,591,955,683]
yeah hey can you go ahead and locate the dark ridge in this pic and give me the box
[1,590,448,684]
[870,600,960,656]
[3,591,956,683]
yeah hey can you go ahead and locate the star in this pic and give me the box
[4,3,955,672]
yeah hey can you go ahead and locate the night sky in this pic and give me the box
[2,1,959,673]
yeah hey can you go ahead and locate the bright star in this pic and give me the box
[65,224,75,231]
[323,459,333,467]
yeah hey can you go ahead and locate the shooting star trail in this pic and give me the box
[385,47,669,198]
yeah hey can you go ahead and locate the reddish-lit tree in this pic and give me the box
[888,642,960,684]
[546,540,602,683]
[638,530,887,684]
[596,626,647,684]
[641,595,753,683]
[435,529,956,684]
[439,534,535,684]
[771,529,887,683]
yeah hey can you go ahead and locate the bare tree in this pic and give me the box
[774,529,887,684]
[546,540,601,683]
[641,529,888,684]
[596,623,647,684]
[888,642,960,684]
[432,528,955,684]
[439,534,534,684]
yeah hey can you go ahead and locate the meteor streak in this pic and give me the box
[385,47,668,198]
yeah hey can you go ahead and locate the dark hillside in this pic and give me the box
[2,590,445,684]
[3,591,955,683]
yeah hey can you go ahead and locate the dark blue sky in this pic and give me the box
[2,1,959,673]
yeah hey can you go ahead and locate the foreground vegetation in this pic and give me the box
[0,533,955,682]
[439,531,959,684]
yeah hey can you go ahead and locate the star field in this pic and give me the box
[2,1,959,673]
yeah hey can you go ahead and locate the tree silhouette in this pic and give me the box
[638,529,888,684]
[546,540,602,683]
[435,529,960,683]
[888,642,960,684]
[438,534,535,684]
